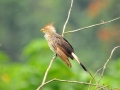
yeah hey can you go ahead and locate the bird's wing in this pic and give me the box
[55,46,72,67]
[55,35,74,59]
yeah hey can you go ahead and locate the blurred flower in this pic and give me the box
[87,0,109,17]
[98,25,120,44]
[1,73,10,83]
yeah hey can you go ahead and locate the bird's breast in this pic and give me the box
[44,34,56,52]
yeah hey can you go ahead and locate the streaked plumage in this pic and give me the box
[41,23,94,78]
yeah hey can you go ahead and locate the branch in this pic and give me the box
[52,78,96,86]
[88,67,110,90]
[62,0,73,37]
[37,0,73,89]
[37,78,101,89]
[36,54,57,90]
[64,17,120,34]
[88,68,102,90]
[95,46,120,89]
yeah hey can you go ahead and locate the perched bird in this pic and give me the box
[41,23,93,78]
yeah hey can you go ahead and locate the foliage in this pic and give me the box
[0,51,10,64]
[0,39,120,90]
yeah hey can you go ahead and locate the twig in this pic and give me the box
[95,46,120,89]
[37,78,100,89]
[97,85,108,90]
[88,68,102,90]
[37,54,57,90]
[62,0,73,37]
[64,17,120,34]
[88,67,109,90]
[53,78,96,86]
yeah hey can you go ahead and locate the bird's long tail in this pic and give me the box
[71,52,94,79]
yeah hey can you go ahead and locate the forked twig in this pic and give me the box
[88,68,102,90]
[89,46,120,90]
[37,78,102,89]
[62,0,73,37]
[95,46,120,89]
[37,54,57,90]
[64,17,120,34]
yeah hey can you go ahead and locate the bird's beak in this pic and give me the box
[40,29,44,32]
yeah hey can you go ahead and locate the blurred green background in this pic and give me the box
[0,0,120,90]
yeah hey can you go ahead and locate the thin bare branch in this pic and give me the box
[37,54,57,90]
[36,79,55,90]
[37,77,106,90]
[88,67,109,90]
[62,0,73,37]
[53,78,96,86]
[64,17,120,34]
[88,68,102,90]
[38,78,98,88]
[95,46,120,89]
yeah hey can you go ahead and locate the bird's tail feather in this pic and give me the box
[71,52,94,79]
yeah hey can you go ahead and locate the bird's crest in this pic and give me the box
[42,22,56,32]
[44,22,54,29]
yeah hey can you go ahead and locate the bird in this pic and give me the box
[40,23,94,78]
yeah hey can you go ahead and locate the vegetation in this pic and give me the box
[0,0,120,90]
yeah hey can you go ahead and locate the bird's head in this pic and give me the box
[40,23,56,34]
